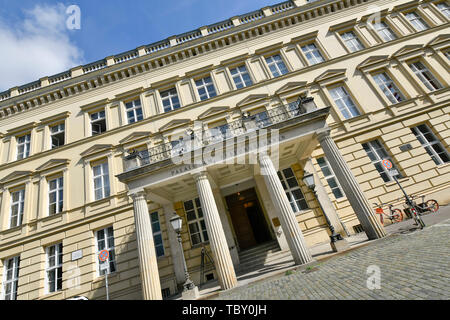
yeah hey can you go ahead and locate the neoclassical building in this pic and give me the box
[0,0,449,300]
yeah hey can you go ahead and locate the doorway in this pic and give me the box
[225,188,272,251]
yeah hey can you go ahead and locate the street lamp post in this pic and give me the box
[170,214,199,299]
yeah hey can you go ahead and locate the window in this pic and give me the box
[301,43,325,65]
[16,134,31,160]
[317,157,345,199]
[362,140,403,183]
[209,123,231,143]
[150,212,165,257]
[372,72,404,104]
[125,99,143,124]
[195,76,217,101]
[160,88,181,113]
[278,168,308,213]
[445,51,450,60]
[412,124,449,165]
[405,12,429,31]
[230,65,253,89]
[48,177,63,215]
[436,2,450,19]
[50,123,65,149]
[46,243,63,293]
[373,21,397,42]
[92,162,110,201]
[341,31,365,52]
[10,189,25,228]
[2,256,20,300]
[96,226,116,275]
[409,62,442,91]
[184,198,208,246]
[254,111,272,128]
[91,111,106,136]
[265,54,288,77]
[329,86,360,119]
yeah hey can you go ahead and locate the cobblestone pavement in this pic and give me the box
[213,218,450,300]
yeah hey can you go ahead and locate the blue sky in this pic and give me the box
[0,0,279,91]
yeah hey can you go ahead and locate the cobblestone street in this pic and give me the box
[212,217,450,300]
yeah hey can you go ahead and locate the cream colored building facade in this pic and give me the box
[0,0,449,300]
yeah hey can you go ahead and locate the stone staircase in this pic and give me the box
[236,241,294,274]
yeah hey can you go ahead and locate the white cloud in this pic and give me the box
[0,3,84,91]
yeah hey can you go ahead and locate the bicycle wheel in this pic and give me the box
[392,209,403,222]
[426,200,439,213]
[411,207,425,229]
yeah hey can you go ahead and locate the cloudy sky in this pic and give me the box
[0,0,278,91]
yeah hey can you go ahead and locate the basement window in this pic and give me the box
[205,273,215,281]
[50,123,65,149]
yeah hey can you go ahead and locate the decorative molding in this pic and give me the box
[197,106,230,120]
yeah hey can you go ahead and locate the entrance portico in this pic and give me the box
[117,101,386,299]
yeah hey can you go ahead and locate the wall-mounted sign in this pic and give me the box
[71,250,83,261]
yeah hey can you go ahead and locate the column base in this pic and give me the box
[182,286,199,300]
[331,239,350,252]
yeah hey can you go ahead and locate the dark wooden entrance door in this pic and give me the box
[225,188,272,250]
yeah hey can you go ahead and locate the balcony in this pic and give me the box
[124,97,319,172]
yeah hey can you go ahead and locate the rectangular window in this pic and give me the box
[150,212,165,257]
[50,123,65,149]
[341,31,364,52]
[301,43,325,65]
[2,256,20,300]
[209,123,231,143]
[48,177,64,215]
[317,157,345,199]
[409,62,442,91]
[265,54,288,77]
[373,21,397,42]
[46,243,63,293]
[90,110,106,136]
[184,198,208,246]
[10,189,25,228]
[278,168,308,213]
[412,124,450,165]
[92,162,110,201]
[405,12,429,31]
[195,76,217,101]
[96,226,116,275]
[329,86,360,119]
[436,2,450,19]
[373,72,404,104]
[254,111,272,128]
[230,65,253,89]
[125,99,143,124]
[362,140,403,183]
[160,88,181,113]
[16,134,31,160]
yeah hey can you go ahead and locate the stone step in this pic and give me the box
[238,250,293,271]
[238,241,279,259]
[238,246,281,265]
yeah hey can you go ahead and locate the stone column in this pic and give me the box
[192,171,238,290]
[258,153,313,265]
[130,191,162,300]
[316,128,386,240]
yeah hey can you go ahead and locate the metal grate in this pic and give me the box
[161,288,171,299]
[353,224,364,234]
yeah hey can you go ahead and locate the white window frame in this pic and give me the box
[278,167,309,213]
[195,76,217,101]
[405,12,429,31]
[96,226,117,276]
[362,140,402,183]
[125,99,143,124]
[16,134,31,160]
[409,61,442,91]
[50,123,65,149]
[1,256,20,300]
[301,43,325,65]
[48,176,64,215]
[328,86,361,119]
[184,198,208,246]
[412,124,450,165]
[436,2,450,19]
[265,54,289,77]
[92,162,110,201]
[373,21,397,42]
[150,212,165,258]
[340,31,365,53]
[160,88,181,113]
[10,189,25,228]
[317,157,345,199]
[46,243,63,294]
[230,65,253,89]
[372,72,405,104]
[90,110,106,135]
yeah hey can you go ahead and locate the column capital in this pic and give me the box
[128,189,147,200]
[315,127,331,142]
[191,169,208,181]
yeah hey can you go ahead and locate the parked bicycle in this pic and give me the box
[402,196,426,229]
[373,202,404,225]
[411,195,439,215]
